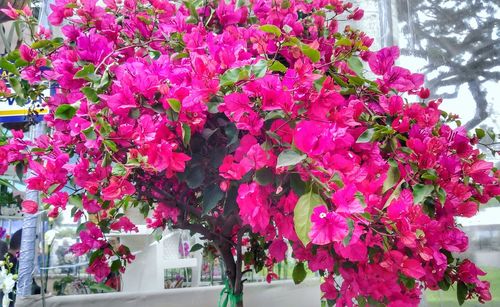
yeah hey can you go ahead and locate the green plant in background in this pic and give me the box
[52,275,115,296]
[0,185,21,208]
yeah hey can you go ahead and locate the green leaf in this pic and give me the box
[98,118,113,137]
[98,69,111,90]
[487,129,496,141]
[313,76,327,91]
[436,187,447,205]
[223,185,238,216]
[69,195,83,208]
[47,183,60,194]
[88,249,104,265]
[383,180,404,209]
[181,123,191,147]
[152,228,163,241]
[55,104,77,120]
[0,179,15,189]
[277,150,306,168]
[292,262,307,285]
[202,184,224,215]
[438,278,451,291]
[183,1,199,23]
[475,128,485,139]
[383,165,400,193]
[251,59,268,78]
[343,218,355,246]
[422,199,436,218]
[82,126,97,140]
[294,191,325,246]
[259,24,282,37]
[357,297,367,307]
[31,40,52,49]
[331,172,344,188]
[421,169,438,181]
[166,108,179,122]
[331,74,348,87]
[269,60,287,73]
[283,36,300,47]
[225,123,239,147]
[74,64,100,82]
[255,167,275,186]
[167,98,181,113]
[111,259,122,272]
[89,283,115,293]
[412,184,434,204]
[103,140,118,152]
[356,128,375,143]
[399,274,415,290]
[219,66,250,87]
[8,77,23,98]
[348,75,365,86]
[82,87,99,103]
[185,165,205,189]
[264,110,285,121]
[290,173,306,196]
[457,281,467,306]
[112,163,127,176]
[335,37,352,47]
[0,58,19,76]
[190,243,203,252]
[347,56,364,76]
[300,45,320,63]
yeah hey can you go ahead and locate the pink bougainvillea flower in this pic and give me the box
[19,44,38,62]
[442,227,468,252]
[387,189,413,220]
[70,223,107,256]
[237,183,270,233]
[368,46,399,75]
[21,5,32,17]
[101,177,135,201]
[308,206,348,245]
[379,95,404,116]
[458,259,486,284]
[381,66,424,92]
[466,160,494,184]
[82,195,102,214]
[110,217,139,233]
[333,184,364,214]
[268,239,287,262]
[146,202,180,228]
[320,275,339,300]
[219,155,248,180]
[49,0,76,25]
[381,251,425,279]
[86,256,111,283]
[0,3,19,19]
[293,120,332,156]
[307,248,335,272]
[476,280,492,303]
[22,200,38,214]
[43,192,68,211]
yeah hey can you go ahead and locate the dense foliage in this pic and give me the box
[0,0,498,306]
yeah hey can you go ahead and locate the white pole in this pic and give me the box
[16,123,44,298]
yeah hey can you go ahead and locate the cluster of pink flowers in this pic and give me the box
[1,0,498,305]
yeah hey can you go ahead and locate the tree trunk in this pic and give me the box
[0,0,29,24]
[218,242,245,307]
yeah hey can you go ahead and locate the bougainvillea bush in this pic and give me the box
[0,0,499,306]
